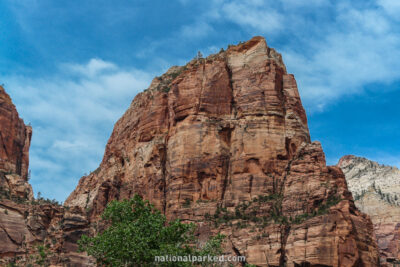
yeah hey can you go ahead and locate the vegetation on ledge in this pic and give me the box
[205,193,342,229]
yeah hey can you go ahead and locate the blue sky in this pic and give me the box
[1,0,399,202]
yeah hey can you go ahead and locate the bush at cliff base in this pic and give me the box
[78,194,224,267]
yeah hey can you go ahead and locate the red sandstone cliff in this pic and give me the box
[0,86,33,200]
[64,37,380,266]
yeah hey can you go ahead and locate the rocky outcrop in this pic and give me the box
[65,37,380,266]
[0,198,94,266]
[0,86,33,200]
[339,155,400,266]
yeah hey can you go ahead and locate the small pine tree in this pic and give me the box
[196,51,203,59]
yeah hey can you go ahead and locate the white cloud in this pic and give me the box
[279,0,329,8]
[377,0,400,18]
[63,58,117,77]
[3,59,153,201]
[338,8,390,34]
[52,140,89,150]
[180,21,214,39]
[220,1,283,35]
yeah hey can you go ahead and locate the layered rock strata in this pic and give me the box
[339,155,400,266]
[65,37,380,266]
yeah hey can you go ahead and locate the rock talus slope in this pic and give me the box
[339,155,400,266]
[66,37,380,266]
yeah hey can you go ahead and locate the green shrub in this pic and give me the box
[35,245,50,267]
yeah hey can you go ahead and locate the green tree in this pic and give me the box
[78,195,224,266]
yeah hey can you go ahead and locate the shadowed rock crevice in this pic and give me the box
[159,143,168,214]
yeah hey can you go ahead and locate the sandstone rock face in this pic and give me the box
[0,86,33,200]
[339,155,400,266]
[66,37,380,266]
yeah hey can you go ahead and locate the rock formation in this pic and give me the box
[64,37,380,266]
[339,155,400,266]
[0,86,33,200]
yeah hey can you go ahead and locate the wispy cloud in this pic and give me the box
[181,21,214,39]
[220,1,284,35]
[281,2,400,111]
[377,0,400,18]
[63,58,117,77]
[3,59,153,201]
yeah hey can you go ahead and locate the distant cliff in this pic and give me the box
[65,37,380,266]
[339,155,400,266]
[0,86,93,266]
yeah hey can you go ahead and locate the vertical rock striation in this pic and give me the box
[65,37,380,266]
[339,155,400,266]
[0,86,33,200]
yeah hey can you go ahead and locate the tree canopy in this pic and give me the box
[78,195,224,266]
